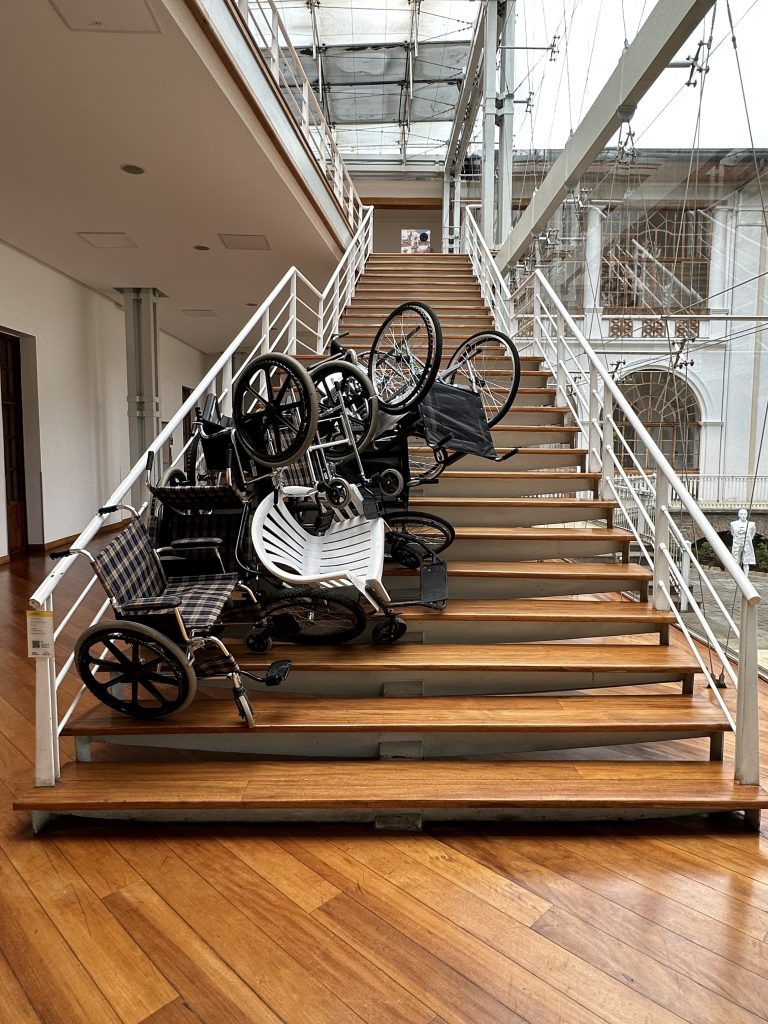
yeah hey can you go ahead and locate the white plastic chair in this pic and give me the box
[251,486,391,612]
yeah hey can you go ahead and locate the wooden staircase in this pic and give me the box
[15,253,768,826]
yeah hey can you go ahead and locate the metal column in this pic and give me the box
[481,0,499,246]
[442,173,451,253]
[119,287,162,501]
[582,204,604,341]
[497,0,516,242]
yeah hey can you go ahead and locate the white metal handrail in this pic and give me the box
[461,207,512,336]
[537,269,760,785]
[240,0,363,229]
[461,206,760,787]
[28,206,373,786]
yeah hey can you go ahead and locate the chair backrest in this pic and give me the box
[252,489,387,604]
[92,518,166,608]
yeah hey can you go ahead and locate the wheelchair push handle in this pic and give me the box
[49,549,73,560]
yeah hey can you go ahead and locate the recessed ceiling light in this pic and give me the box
[193,244,210,251]
[182,309,218,318]
[121,164,145,175]
[77,232,138,248]
[219,233,270,251]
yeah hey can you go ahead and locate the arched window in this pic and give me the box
[614,370,700,472]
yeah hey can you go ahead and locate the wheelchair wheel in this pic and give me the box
[75,621,196,719]
[159,467,187,487]
[263,587,366,644]
[443,330,521,427]
[309,360,379,459]
[368,302,442,414]
[384,510,455,556]
[233,353,318,466]
[372,616,408,645]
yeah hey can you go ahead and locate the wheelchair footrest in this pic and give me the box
[419,560,448,604]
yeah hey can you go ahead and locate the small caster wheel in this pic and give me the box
[379,468,404,498]
[245,630,272,653]
[388,536,421,570]
[233,684,255,727]
[372,616,408,645]
[326,477,351,509]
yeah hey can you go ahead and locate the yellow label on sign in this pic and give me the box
[27,610,54,658]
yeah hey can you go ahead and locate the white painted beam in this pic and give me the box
[495,0,717,273]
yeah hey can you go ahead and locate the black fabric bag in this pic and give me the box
[418,381,496,458]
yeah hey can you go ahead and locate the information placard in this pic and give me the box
[27,610,55,658]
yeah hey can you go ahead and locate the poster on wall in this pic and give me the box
[401,229,432,254]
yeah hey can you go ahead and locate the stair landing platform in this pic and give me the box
[14,760,768,823]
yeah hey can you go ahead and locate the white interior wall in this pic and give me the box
[0,239,207,552]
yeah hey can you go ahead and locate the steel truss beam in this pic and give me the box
[495,0,717,274]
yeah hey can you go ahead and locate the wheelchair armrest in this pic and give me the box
[169,537,224,550]
[122,597,182,612]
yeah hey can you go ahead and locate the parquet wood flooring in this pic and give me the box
[4,551,768,1023]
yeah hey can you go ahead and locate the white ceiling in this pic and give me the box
[0,0,345,352]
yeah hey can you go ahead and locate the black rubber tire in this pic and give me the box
[245,631,272,653]
[368,302,443,414]
[372,616,408,645]
[443,330,522,427]
[325,477,351,509]
[233,353,319,466]
[183,434,205,484]
[262,587,366,645]
[309,360,379,459]
[75,620,196,719]
[159,467,188,487]
[384,510,455,555]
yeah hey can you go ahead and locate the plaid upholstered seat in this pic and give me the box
[93,518,237,633]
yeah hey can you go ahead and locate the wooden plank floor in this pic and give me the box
[4,551,768,1023]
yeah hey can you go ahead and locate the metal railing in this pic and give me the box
[28,206,373,787]
[236,0,363,229]
[461,207,761,787]
[461,208,513,336]
[615,472,768,511]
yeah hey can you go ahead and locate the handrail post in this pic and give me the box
[270,7,279,77]
[653,473,671,610]
[555,315,566,407]
[588,361,601,474]
[35,596,57,786]
[601,383,614,501]
[317,296,324,353]
[735,597,760,785]
[288,275,297,354]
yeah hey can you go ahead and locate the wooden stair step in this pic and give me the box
[411,496,616,527]
[243,642,696,675]
[447,525,631,560]
[386,559,651,582]
[397,598,672,625]
[434,470,599,498]
[16,761,765,813]
[385,559,651,600]
[411,497,616,510]
[61,694,728,737]
[423,447,587,472]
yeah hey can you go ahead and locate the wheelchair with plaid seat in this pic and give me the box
[52,505,291,727]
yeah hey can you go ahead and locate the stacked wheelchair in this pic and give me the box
[58,301,521,727]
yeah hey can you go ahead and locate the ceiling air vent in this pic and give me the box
[47,0,160,33]
[219,234,271,251]
[182,309,218,318]
[78,232,138,248]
